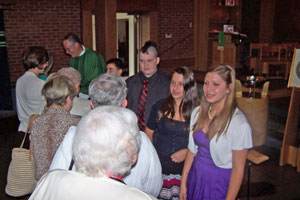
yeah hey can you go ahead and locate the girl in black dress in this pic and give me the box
[145,66,199,200]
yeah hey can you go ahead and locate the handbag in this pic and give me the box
[5,114,39,197]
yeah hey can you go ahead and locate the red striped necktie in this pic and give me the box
[137,79,150,131]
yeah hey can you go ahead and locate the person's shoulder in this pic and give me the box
[156,71,170,82]
[232,107,248,123]
[228,107,251,132]
[18,71,44,83]
[153,99,165,109]
[192,106,200,116]
[139,131,158,157]
[139,131,153,147]
[84,47,93,53]
[84,47,101,57]
[126,73,140,84]
[190,106,200,123]
[64,126,77,139]
[31,72,45,84]
[37,169,71,184]
[70,114,81,123]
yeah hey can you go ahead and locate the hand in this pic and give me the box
[179,182,187,200]
[171,149,187,163]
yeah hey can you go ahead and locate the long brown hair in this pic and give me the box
[157,66,199,124]
[193,65,237,140]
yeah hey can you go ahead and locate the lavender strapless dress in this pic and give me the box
[187,130,231,200]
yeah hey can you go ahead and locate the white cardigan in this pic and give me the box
[188,106,253,169]
[29,170,157,200]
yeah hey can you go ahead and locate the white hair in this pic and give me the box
[72,106,141,178]
[57,67,81,86]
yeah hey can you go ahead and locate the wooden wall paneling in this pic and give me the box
[212,41,236,68]
[259,0,275,43]
[149,11,158,43]
[194,0,210,71]
[116,0,157,12]
[241,0,260,43]
[141,14,150,46]
[95,0,117,60]
[140,11,158,46]
[81,0,95,10]
[82,10,93,49]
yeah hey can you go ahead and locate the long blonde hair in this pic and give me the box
[193,65,237,140]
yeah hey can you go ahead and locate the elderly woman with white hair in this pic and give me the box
[30,106,157,200]
[57,67,91,116]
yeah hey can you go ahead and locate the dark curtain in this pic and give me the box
[0,10,12,110]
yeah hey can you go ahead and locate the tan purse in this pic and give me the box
[5,114,39,197]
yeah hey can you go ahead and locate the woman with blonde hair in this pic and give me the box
[179,65,252,200]
[31,74,81,180]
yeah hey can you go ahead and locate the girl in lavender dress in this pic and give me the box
[145,66,199,199]
[180,65,253,200]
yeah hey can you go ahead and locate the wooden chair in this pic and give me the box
[247,43,268,74]
[260,44,291,79]
[237,97,270,199]
[249,43,269,58]
[261,45,281,61]
[237,98,269,147]
[235,79,242,97]
[249,43,264,58]
[282,42,299,59]
[261,81,270,98]
[246,149,269,200]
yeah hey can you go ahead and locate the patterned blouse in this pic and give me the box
[31,108,81,180]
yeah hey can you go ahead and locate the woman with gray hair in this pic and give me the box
[31,74,81,180]
[57,67,91,116]
[89,73,128,108]
[30,106,157,200]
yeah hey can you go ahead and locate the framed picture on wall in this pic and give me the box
[223,24,234,32]
[288,48,300,88]
[225,0,235,6]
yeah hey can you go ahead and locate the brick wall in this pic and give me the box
[157,0,194,58]
[3,0,81,82]
[3,0,195,81]
[157,0,194,73]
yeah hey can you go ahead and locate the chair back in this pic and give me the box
[261,81,270,98]
[237,97,269,147]
[235,79,242,97]
[262,45,281,61]
[249,43,269,58]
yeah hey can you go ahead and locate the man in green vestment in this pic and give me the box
[63,33,106,99]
